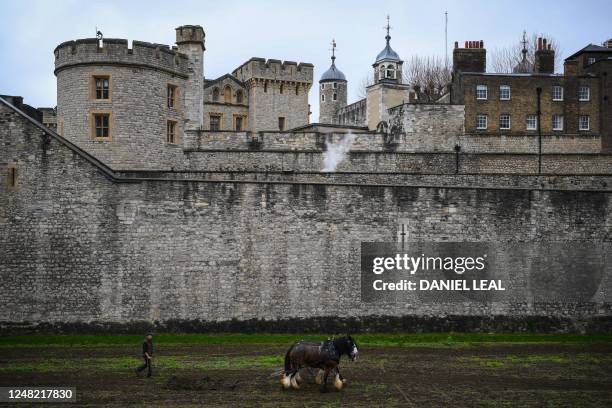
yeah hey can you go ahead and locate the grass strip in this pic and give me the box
[0,333,610,348]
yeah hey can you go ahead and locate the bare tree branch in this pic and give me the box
[403,55,451,103]
[356,74,374,100]
[356,56,451,103]
[489,32,563,73]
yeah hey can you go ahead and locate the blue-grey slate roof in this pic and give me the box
[320,61,346,82]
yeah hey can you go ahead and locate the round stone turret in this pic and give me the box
[319,40,347,124]
[53,25,205,170]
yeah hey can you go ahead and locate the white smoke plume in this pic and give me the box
[321,133,356,172]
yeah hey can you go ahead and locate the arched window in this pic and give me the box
[386,65,395,79]
[378,65,385,80]
[224,85,232,103]
[321,94,325,102]
[280,84,284,94]
[236,90,243,104]
[212,87,219,102]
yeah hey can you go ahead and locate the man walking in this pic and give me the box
[135,333,154,377]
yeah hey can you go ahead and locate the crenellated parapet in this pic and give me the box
[54,38,190,78]
[232,57,313,85]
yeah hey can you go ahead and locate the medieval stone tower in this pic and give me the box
[54,25,204,170]
[318,40,347,124]
[232,58,313,132]
[366,16,411,130]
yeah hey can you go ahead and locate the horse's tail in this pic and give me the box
[284,343,295,373]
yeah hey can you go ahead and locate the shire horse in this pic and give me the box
[281,335,358,392]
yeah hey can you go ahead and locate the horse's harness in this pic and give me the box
[318,340,340,364]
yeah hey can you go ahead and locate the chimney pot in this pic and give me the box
[455,41,458,49]
[480,40,484,48]
[543,38,547,49]
[464,41,468,48]
[537,37,542,50]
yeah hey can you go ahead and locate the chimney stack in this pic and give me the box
[453,39,486,73]
[534,37,555,74]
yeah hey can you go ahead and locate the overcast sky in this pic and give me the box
[1,0,610,120]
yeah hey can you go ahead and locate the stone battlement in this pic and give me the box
[54,38,190,77]
[232,57,314,83]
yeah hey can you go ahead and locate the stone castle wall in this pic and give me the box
[1,102,611,332]
[183,150,612,174]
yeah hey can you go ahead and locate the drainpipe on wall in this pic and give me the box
[536,87,542,174]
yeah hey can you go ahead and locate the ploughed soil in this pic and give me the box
[0,343,611,407]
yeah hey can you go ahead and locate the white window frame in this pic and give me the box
[499,114,511,130]
[552,85,563,101]
[587,57,596,65]
[552,114,564,131]
[526,114,537,131]
[476,85,488,100]
[476,113,487,130]
[321,83,325,90]
[579,115,590,131]
[321,94,325,102]
[332,92,337,101]
[499,85,511,101]
[579,86,590,101]
[333,82,338,89]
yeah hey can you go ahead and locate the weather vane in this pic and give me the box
[330,38,336,60]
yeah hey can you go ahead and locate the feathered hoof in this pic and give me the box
[314,370,324,385]
[280,373,291,389]
[290,374,300,390]
[334,374,344,391]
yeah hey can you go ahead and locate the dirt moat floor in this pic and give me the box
[1,342,611,407]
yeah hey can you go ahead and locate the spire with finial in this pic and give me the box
[375,14,401,63]
[512,30,534,73]
[384,14,391,45]
[331,38,336,65]
[320,38,346,82]
[521,30,528,62]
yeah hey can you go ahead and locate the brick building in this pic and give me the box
[451,38,612,152]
